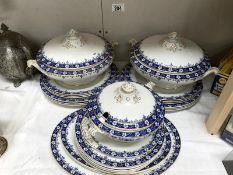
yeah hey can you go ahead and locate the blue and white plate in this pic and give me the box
[40,64,119,107]
[75,117,167,171]
[51,108,181,175]
[61,113,164,161]
[121,64,203,112]
[41,64,119,96]
[61,113,167,170]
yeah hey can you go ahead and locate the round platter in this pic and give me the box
[40,64,119,107]
[51,108,181,175]
[121,64,203,112]
[75,117,167,172]
[61,113,163,161]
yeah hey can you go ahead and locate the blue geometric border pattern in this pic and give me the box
[37,39,113,69]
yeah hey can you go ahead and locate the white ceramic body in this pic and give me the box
[27,59,112,86]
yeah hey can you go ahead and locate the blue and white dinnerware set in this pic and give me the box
[28,29,218,174]
[51,81,181,175]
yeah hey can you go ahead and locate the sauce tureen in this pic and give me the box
[87,81,165,141]
[130,32,218,90]
[27,29,114,86]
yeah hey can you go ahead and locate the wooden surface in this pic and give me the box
[206,70,233,134]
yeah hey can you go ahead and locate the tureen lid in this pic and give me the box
[138,32,206,67]
[39,29,110,65]
[97,81,157,122]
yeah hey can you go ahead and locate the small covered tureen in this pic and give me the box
[130,32,218,90]
[87,81,165,141]
[27,29,114,86]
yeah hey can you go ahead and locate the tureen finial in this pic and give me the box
[121,82,135,93]
[62,29,85,48]
[114,82,141,105]
[161,32,185,52]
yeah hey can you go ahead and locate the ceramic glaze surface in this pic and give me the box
[140,33,204,67]
[42,31,105,64]
[98,82,156,122]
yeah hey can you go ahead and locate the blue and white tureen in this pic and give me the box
[27,29,114,86]
[87,81,165,142]
[130,32,218,90]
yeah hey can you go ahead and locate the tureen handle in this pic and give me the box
[62,29,85,48]
[202,67,219,78]
[27,59,40,70]
[27,59,47,75]
[161,32,185,52]
[129,38,138,46]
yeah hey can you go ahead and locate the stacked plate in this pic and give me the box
[121,64,203,112]
[51,81,181,175]
[40,64,119,107]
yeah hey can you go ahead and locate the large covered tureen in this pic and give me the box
[27,29,114,86]
[86,81,165,142]
[130,32,218,90]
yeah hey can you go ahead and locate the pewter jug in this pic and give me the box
[0,23,37,87]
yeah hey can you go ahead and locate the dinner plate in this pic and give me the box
[40,64,119,96]
[40,64,119,107]
[41,85,88,107]
[61,114,164,161]
[122,64,203,112]
[51,108,181,175]
[75,117,166,170]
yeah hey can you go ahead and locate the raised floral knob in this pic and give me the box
[62,29,85,48]
[114,82,141,105]
[161,32,185,52]
[121,82,135,93]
